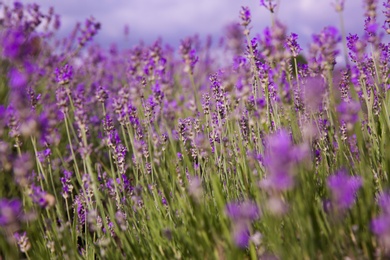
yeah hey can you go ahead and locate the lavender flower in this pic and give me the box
[226,201,260,221]
[30,185,56,209]
[188,176,203,202]
[179,37,199,74]
[239,6,251,28]
[96,85,108,103]
[260,20,287,62]
[8,68,28,89]
[226,201,260,248]
[337,100,361,125]
[260,129,308,191]
[14,232,31,253]
[54,64,73,85]
[285,33,302,58]
[233,227,251,248]
[372,193,390,251]
[1,27,29,61]
[346,34,367,63]
[327,170,362,210]
[384,0,390,34]
[56,86,69,113]
[364,17,380,46]
[13,153,33,187]
[364,0,378,19]
[308,26,341,73]
[78,17,101,47]
[61,170,74,199]
[0,199,22,227]
[225,23,245,55]
[259,0,277,13]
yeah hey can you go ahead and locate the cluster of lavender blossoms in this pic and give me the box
[0,0,390,259]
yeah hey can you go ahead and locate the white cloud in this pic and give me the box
[19,0,385,48]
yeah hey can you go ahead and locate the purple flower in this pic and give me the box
[179,37,199,74]
[378,193,390,215]
[260,129,308,191]
[226,201,260,222]
[188,176,203,201]
[1,27,28,61]
[372,215,390,236]
[226,200,260,248]
[234,227,251,248]
[239,6,251,27]
[302,76,326,112]
[14,231,31,253]
[259,0,277,13]
[337,100,361,125]
[13,153,34,187]
[327,170,362,210]
[384,0,390,34]
[61,170,74,199]
[372,193,390,232]
[346,34,367,63]
[0,199,22,226]
[260,20,287,61]
[372,193,390,249]
[78,17,101,47]
[285,33,302,57]
[30,185,49,208]
[8,68,28,89]
[54,64,73,85]
[308,26,341,73]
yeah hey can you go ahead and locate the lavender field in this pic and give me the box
[0,0,390,259]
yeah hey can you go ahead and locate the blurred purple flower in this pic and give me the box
[371,215,390,239]
[8,68,28,89]
[1,27,28,61]
[234,227,251,248]
[0,199,22,226]
[364,16,380,43]
[372,193,390,249]
[384,0,390,34]
[285,33,302,58]
[239,6,251,30]
[302,76,326,112]
[179,37,198,74]
[30,185,52,208]
[78,17,101,47]
[346,34,367,62]
[308,26,341,73]
[260,0,277,13]
[226,200,260,248]
[260,129,308,191]
[337,100,361,125]
[14,231,31,253]
[327,170,362,210]
[61,170,73,199]
[225,23,245,55]
[378,193,390,214]
[54,64,73,85]
[226,201,260,221]
[13,153,33,187]
[260,20,287,61]
[188,176,203,201]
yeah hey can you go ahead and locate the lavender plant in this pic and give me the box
[0,0,390,259]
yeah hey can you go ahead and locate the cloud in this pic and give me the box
[20,0,385,48]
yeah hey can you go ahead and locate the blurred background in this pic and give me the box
[11,0,386,50]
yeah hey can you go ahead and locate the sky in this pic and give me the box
[15,0,386,50]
